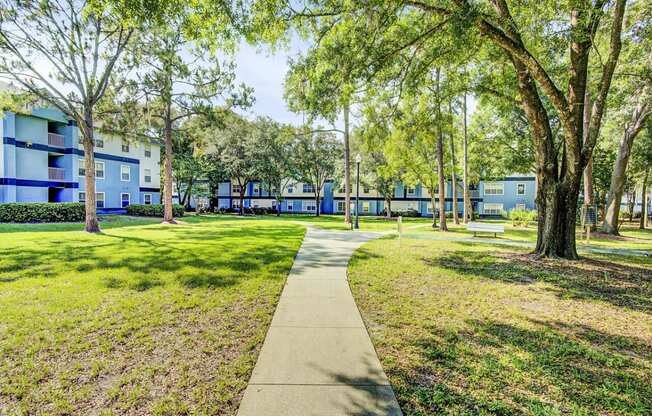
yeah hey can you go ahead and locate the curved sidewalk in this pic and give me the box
[237,228,402,416]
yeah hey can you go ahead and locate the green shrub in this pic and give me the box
[509,209,537,227]
[126,204,184,217]
[0,202,85,223]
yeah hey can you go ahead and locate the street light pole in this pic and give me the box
[355,154,361,230]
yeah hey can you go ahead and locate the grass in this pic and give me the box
[348,236,652,415]
[252,213,434,231]
[0,216,305,415]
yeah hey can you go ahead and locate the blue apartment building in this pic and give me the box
[1,108,161,212]
[213,175,537,217]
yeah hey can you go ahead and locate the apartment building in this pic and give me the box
[213,175,537,216]
[1,107,160,212]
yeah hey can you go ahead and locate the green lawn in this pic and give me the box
[252,213,434,231]
[349,236,652,415]
[0,216,305,415]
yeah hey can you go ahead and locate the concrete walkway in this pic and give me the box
[237,228,402,416]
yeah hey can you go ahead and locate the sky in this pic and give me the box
[231,38,307,127]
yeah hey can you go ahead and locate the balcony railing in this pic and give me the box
[48,132,65,147]
[48,167,65,181]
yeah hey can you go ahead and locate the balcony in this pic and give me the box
[48,132,65,147]
[48,167,65,181]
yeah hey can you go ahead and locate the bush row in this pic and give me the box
[126,204,185,217]
[0,202,86,223]
[508,209,537,227]
[216,206,279,215]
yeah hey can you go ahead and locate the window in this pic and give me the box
[232,184,241,194]
[305,203,316,212]
[121,165,130,182]
[79,192,86,203]
[337,201,346,212]
[253,183,260,194]
[484,182,504,195]
[303,183,314,193]
[362,202,370,213]
[144,168,152,183]
[95,137,104,148]
[144,194,152,205]
[483,203,503,215]
[233,199,241,208]
[427,204,433,213]
[515,203,527,211]
[287,201,293,211]
[121,139,130,153]
[516,183,526,195]
[339,186,345,193]
[96,192,105,209]
[406,187,416,196]
[121,193,130,208]
[95,161,105,179]
[287,184,294,194]
[144,143,152,158]
[78,159,85,177]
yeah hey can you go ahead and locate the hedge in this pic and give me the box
[0,202,85,223]
[126,204,185,217]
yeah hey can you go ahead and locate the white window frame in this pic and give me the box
[406,186,416,196]
[95,137,104,148]
[144,193,152,205]
[484,182,504,196]
[121,139,130,153]
[253,183,260,194]
[79,191,86,203]
[516,183,526,196]
[144,168,152,183]
[95,161,105,180]
[287,200,294,211]
[120,165,131,182]
[337,201,346,212]
[287,184,294,194]
[515,203,527,211]
[232,184,242,194]
[303,183,315,193]
[78,158,86,177]
[144,143,152,158]
[232,199,241,208]
[121,192,130,208]
[483,203,503,215]
[305,202,316,212]
[362,201,370,213]
[96,192,105,209]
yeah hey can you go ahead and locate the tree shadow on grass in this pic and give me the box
[388,318,652,415]
[431,250,652,313]
[0,223,304,286]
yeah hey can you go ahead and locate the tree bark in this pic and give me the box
[430,194,437,228]
[641,169,649,229]
[603,101,651,234]
[343,103,352,224]
[315,190,321,217]
[82,109,100,233]
[385,197,392,219]
[163,107,176,224]
[449,99,459,225]
[239,185,245,215]
[462,90,471,223]
[435,69,448,231]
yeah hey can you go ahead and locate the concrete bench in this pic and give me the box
[467,222,505,238]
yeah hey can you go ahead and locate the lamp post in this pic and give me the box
[355,153,362,230]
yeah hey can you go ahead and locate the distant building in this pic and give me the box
[212,175,537,216]
[1,107,160,212]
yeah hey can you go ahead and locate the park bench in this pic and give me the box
[467,222,505,238]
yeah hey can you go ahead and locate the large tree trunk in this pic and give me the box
[385,197,392,219]
[449,99,459,225]
[239,187,245,215]
[603,101,651,234]
[462,90,471,223]
[641,169,649,229]
[343,103,352,224]
[82,109,100,233]
[163,109,176,224]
